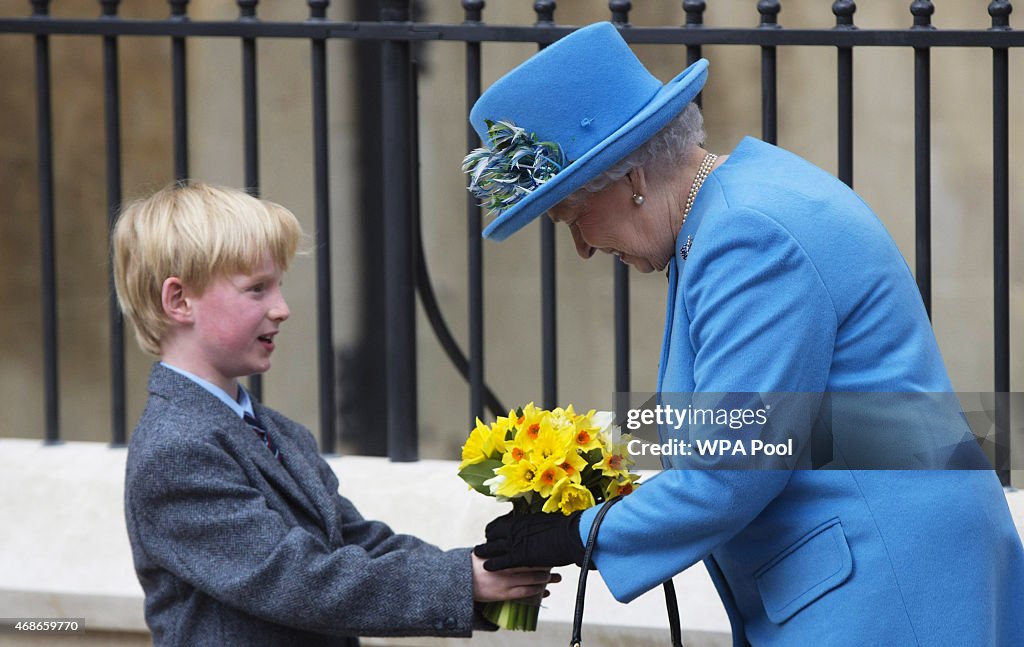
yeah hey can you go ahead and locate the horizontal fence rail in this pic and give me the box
[4,18,1024,46]
[1,1,1015,484]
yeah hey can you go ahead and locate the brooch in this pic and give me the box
[680,235,693,260]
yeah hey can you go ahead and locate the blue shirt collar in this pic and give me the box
[160,362,255,419]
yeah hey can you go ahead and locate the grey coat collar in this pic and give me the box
[146,363,336,537]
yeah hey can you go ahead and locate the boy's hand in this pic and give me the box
[470,553,561,602]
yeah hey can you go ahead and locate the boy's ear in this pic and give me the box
[161,277,193,325]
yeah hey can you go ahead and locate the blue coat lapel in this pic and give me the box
[657,177,720,395]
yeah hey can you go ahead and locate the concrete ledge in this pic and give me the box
[1,439,1020,646]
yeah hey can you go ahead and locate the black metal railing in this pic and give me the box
[0,1,1015,484]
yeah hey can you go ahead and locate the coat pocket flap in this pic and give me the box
[754,517,853,624]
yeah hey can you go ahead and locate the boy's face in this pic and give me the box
[182,254,290,394]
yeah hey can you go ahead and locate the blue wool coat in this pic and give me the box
[579,138,1024,646]
[125,364,483,646]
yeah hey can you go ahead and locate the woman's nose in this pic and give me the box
[570,224,595,260]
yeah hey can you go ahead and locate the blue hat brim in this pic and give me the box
[481,58,709,241]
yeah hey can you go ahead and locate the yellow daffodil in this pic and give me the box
[531,459,569,498]
[557,452,589,483]
[542,477,596,515]
[510,402,545,449]
[557,449,588,483]
[605,474,640,500]
[489,415,512,456]
[594,450,627,478]
[511,419,541,452]
[532,420,572,464]
[459,404,641,526]
[492,459,539,498]
[546,405,577,433]
[457,404,638,638]
[518,402,543,427]
[570,411,605,452]
[604,434,637,468]
[459,417,496,470]
[502,442,529,466]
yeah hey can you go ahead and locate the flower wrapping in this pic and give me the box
[458,404,640,631]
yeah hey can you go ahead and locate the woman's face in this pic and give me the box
[549,176,676,273]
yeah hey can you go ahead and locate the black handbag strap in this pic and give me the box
[570,497,684,647]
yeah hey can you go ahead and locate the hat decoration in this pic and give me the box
[462,120,568,217]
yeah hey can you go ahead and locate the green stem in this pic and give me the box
[482,599,540,631]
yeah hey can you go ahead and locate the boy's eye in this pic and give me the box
[249,283,265,293]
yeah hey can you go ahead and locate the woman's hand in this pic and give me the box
[470,553,561,602]
[474,511,587,571]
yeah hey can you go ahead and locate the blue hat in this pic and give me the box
[463,22,708,241]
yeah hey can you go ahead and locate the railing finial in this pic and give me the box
[30,0,50,16]
[832,0,857,29]
[609,1,632,25]
[100,0,121,17]
[238,0,259,20]
[683,0,706,27]
[168,0,189,19]
[910,0,935,29]
[534,1,556,25]
[989,1,1013,30]
[307,0,329,20]
[462,0,484,23]
[758,0,782,28]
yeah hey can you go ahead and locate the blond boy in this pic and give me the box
[114,182,551,646]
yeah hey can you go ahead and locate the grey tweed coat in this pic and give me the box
[125,364,480,646]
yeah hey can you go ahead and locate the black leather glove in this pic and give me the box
[474,511,586,571]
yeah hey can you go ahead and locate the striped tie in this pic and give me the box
[243,412,282,462]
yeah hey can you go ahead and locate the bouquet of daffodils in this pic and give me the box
[458,403,639,631]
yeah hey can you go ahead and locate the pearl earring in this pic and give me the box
[632,193,645,206]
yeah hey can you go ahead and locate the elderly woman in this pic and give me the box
[465,22,1023,646]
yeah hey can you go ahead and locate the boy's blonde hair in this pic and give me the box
[113,181,303,355]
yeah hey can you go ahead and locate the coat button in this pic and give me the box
[444,617,457,629]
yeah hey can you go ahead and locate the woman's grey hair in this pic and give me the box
[572,102,705,199]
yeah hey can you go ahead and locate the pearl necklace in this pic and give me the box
[676,151,716,262]
[682,151,717,225]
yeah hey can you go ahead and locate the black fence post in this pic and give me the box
[683,0,705,102]
[833,1,855,188]
[101,0,126,447]
[464,0,485,426]
[238,0,263,401]
[608,6,632,399]
[380,0,418,461]
[758,1,780,145]
[911,0,934,318]
[169,0,189,180]
[308,0,337,454]
[31,0,59,445]
[989,0,1012,487]
[535,0,559,411]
